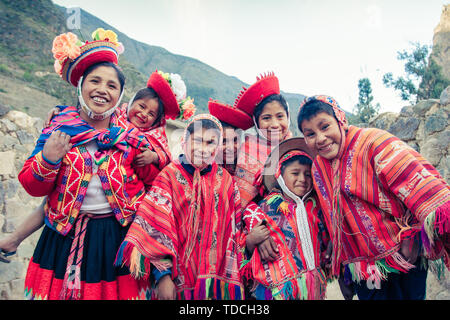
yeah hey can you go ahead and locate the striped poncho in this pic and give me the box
[235,132,292,208]
[116,159,245,300]
[240,191,330,300]
[313,125,450,282]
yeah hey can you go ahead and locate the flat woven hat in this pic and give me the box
[234,72,280,117]
[262,137,316,192]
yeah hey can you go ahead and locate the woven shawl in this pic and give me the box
[313,125,450,281]
[116,160,245,300]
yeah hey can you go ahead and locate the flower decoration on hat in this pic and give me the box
[52,28,124,87]
[151,70,196,121]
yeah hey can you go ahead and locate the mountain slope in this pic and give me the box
[0,0,306,134]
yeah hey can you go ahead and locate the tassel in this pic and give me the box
[198,278,206,300]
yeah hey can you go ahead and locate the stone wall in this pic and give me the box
[369,90,450,182]
[0,106,45,299]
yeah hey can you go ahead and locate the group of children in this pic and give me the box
[0,28,448,301]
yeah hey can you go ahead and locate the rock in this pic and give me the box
[0,261,22,283]
[400,105,415,116]
[413,100,438,117]
[440,86,450,105]
[0,103,10,117]
[0,118,17,133]
[0,151,16,176]
[424,114,447,135]
[9,278,25,300]
[369,112,398,131]
[0,283,11,300]
[435,290,450,300]
[5,110,37,130]
[388,117,420,141]
[421,138,444,167]
[16,130,35,145]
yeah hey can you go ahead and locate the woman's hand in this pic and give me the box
[42,130,72,163]
[156,274,176,300]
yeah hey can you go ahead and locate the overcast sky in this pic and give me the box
[53,0,447,113]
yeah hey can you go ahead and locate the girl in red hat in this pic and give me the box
[4,29,164,300]
[233,72,293,209]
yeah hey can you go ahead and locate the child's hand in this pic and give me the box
[42,130,72,163]
[134,148,159,167]
[44,107,61,127]
[156,274,176,300]
[257,236,279,262]
[246,220,270,252]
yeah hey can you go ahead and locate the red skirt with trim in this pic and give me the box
[24,216,150,300]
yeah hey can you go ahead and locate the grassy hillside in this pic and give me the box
[0,0,306,134]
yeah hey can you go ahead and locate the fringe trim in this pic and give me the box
[180,277,244,300]
[345,252,415,283]
[422,202,450,254]
[253,269,327,300]
[115,241,172,281]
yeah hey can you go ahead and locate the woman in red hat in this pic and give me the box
[14,29,160,300]
[233,72,292,208]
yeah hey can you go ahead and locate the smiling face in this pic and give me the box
[281,160,313,198]
[128,97,160,129]
[257,100,289,142]
[219,127,239,165]
[301,111,342,160]
[186,127,220,169]
[80,65,121,118]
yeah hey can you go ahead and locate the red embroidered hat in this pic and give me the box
[147,71,181,120]
[262,137,316,192]
[53,28,123,87]
[208,99,253,130]
[234,72,280,116]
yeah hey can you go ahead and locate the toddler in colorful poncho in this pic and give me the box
[297,95,449,300]
[241,138,331,300]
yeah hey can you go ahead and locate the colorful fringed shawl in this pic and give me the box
[235,131,292,207]
[20,106,156,235]
[117,103,172,169]
[313,125,450,282]
[31,105,149,164]
[116,160,245,300]
[240,191,329,300]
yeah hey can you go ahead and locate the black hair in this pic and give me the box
[186,118,221,137]
[297,100,336,133]
[219,120,237,130]
[81,61,126,93]
[253,94,289,128]
[132,87,165,127]
[280,154,312,176]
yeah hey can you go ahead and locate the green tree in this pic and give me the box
[383,42,450,103]
[353,77,380,123]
